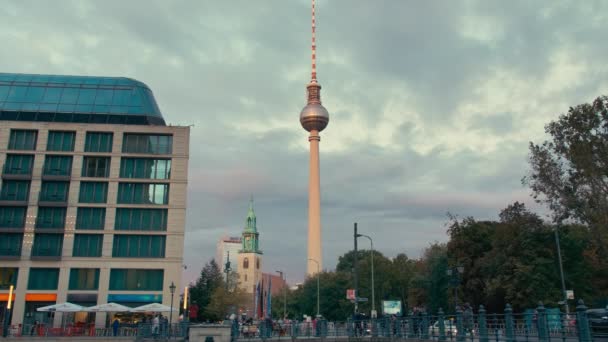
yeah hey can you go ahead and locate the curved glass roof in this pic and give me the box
[0,73,165,125]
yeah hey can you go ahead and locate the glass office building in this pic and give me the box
[0,73,189,328]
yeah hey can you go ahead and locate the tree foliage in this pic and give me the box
[189,259,224,321]
[524,96,608,253]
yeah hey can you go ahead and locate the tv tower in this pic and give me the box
[300,0,329,277]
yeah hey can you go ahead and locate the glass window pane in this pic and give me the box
[0,233,23,256]
[7,86,28,102]
[82,157,110,177]
[0,268,18,289]
[3,154,34,175]
[117,183,169,204]
[72,234,102,257]
[43,87,62,103]
[35,207,66,229]
[60,88,79,104]
[75,207,106,230]
[0,180,31,201]
[0,207,27,228]
[77,88,96,105]
[69,268,99,290]
[25,87,45,102]
[109,269,163,291]
[28,268,59,290]
[8,130,38,150]
[43,156,72,176]
[31,233,63,257]
[39,181,69,202]
[47,131,75,151]
[122,134,172,154]
[84,132,113,152]
[79,182,108,203]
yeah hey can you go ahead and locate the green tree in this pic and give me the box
[189,259,223,321]
[205,285,250,321]
[524,95,608,254]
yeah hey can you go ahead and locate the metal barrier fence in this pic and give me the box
[236,301,606,342]
[1,322,189,338]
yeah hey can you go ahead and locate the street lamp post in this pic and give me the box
[169,282,176,333]
[447,267,464,312]
[356,234,375,318]
[183,286,189,323]
[276,270,287,320]
[2,285,13,338]
[307,258,320,317]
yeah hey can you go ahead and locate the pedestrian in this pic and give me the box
[112,318,120,336]
[152,315,160,336]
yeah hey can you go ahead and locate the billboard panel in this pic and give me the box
[382,300,402,316]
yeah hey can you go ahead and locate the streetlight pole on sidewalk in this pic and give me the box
[356,234,375,318]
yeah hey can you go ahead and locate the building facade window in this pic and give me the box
[112,235,166,258]
[31,233,63,257]
[84,132,113,152]
[256,258,260,269]
[119,158,171,179]
[8,129,37,150]
[39,181,69,202]
[73,234,103,257]
[46,131,75,151]
[3,154,34,175]
[109,269,163,291]
[243,258,249,269]
[122,134,172,154]
[0,233,23,256]
[75,207,105,230]
[0,180,30,201]
[117,183,169,204]
[79,182,108,203]
[69,268,99,290]
[43,155,72,176]
[0,207,26,228]
[114,208,167,231]
[81,157,110,177]
[0,268,18,289]
[35,207,66,229]
[28,268,59,290]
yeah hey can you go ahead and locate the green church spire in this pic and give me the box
[241,197,262,254]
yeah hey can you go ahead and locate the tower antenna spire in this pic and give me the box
[311,0,317,83]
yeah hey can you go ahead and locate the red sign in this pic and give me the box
[189,304,199,319]
[346,289,356,300]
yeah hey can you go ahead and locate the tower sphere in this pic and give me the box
[300,103,329,132]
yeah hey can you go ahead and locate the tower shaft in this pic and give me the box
[307,130,322,276]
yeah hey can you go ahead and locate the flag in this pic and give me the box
[266,276,272,318]
[258,279,264,319]
[254,281,260,319]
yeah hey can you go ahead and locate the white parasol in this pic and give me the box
[37,302,87,312]
[130,303,177,312]
[85,302,132,312]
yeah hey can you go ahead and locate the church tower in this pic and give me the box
[237,198,263,294]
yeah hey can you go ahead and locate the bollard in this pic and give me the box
[407,311,415,339]
[478,305,488,342]
[537,302,548,342]
[576,300,592,342]
[421,312,430,340]
[504,304,515,342]
[456,307,465,342]
[438,308,446,341]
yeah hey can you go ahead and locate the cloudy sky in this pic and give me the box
[2,0,607,284]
